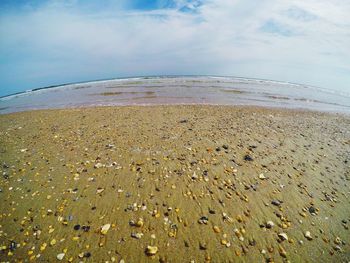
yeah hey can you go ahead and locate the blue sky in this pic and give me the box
[0,0,349,96]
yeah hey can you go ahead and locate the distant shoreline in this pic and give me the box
[0,75,326,99]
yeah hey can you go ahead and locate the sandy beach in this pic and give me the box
[0,105,349,262]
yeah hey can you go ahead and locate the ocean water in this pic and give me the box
[1,76,350,114]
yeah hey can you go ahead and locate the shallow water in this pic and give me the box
[1,76,350,114]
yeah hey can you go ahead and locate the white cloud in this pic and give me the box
[0,0,349,95]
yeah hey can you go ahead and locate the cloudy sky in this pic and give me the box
[0,0,349,96]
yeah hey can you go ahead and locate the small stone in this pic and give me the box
[198,216,209,224]
[279,245,287,258]
[304,231,312,240]
[213,226,220,233]
[57,253,65,260]
[271,200,281,206]
[208,208,216,214]
[244,155,253,161]
[199,242,207,250]
[100,224,111,235]
[96,188,105,194]
[131,232,143,239]
[334,237,341,245]
[40,243,47,251]
[259,173,266,180]
[308,206,316,214]
[135,218,144,227]
[82,225,90,232]
[266,221,275,229]
[278,233,288,241]
[334,245,342,251]
[73,224,80,230]
[94,163,103,168]
[145,246,158,256]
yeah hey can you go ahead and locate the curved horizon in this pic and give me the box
[1,74,347,99]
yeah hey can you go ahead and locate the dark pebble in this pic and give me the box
[222,145,229,150]
[309,206,316,214]
[271,200,281,206]
[208,208,216,214]
[74,224,81,230]
[244,155,254,161]
[84,252,91,258]
[82,225,90,232]
[9,241,17,251]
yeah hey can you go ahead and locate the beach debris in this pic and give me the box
[145,246,158,256]
[266,221,275,229]
[334,237,342,245]
[131,232,143,239]
[213,226,220,233]
[198,216,209,224]
[308,206,316,214]
[82,225,90,232]
[94,163,103,169]
[279,245,287,258]
[244,155,253,161]
[259,173,266,180]
[50,239,57,246]
[271,200,282,207]
[304,231,312,240]
[278,233,288,241]
[199,242,207,250]
[57,253,65,260]
[96,188,105,194]
[101,224,111,235]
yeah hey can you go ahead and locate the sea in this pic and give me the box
[1,76,350,114]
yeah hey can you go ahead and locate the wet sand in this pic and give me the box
[0,105,349,262]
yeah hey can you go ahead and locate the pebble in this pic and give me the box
[278,245,287,258]
[198,216,209,224]
[271,200,281,207]
[57,253,65,260]
[304,231,312,240]
[213,226,220,233]
[135,218,144,227]
[266,221,275,229]
[82,225,90,232]
[334,237,341,245]
[96,188,105,194]
[145,246,158,256]
[131,232,143,239]
[94,163,103,168]
[199,242,207,250]
[244,155,254,161]
[259,173,266,180]
[278,233,288,241]
[308,206,316,214]
[101,224,111,235]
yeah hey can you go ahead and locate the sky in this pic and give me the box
[0,0,349,96]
